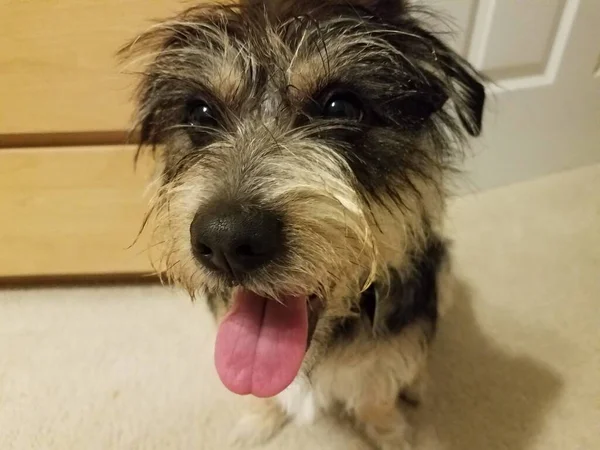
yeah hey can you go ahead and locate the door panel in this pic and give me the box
[476,0,566,78]
[424,0,600,190]
[420,0,480,55]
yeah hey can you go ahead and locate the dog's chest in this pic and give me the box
[275,358,375,424]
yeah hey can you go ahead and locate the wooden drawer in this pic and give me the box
[0,0,184,135]
[0,146,154,277]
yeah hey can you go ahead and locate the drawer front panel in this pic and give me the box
[0,0,184,135]
[0,146,155,277]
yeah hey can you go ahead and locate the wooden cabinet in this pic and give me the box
[0,1,189,278]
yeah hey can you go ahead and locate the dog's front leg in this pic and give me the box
[354,400,412,450]
[231,397,288,446]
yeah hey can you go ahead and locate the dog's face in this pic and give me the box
[123,0,484,396]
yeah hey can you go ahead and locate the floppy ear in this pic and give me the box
[407,25,486,137]
[398,38,486,136]
[354,0,485,135]
[436,43,486,136]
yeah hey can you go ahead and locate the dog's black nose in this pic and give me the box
[190,203,284,278]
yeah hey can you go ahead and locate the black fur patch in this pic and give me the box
[332,237,447,342]
[379,239,445,335]
[329,302,362,342]
[204,290,220,318]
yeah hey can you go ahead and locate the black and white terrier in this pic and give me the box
[122,0,485,448]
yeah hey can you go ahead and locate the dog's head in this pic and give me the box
[122,0,484,397]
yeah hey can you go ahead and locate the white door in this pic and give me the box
[421,0,600,190]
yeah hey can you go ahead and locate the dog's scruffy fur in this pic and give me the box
[121,0,485,448]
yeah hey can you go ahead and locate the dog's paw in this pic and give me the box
[230,407,288,447]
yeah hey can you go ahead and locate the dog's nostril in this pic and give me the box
[196,243,213,256]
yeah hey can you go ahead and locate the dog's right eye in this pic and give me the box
[184,99,219,129]
[321,93,364,122]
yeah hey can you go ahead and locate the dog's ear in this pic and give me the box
[434,41,486,137]
[444,55,486,136]
[395,37,486,136]
[412,29,486,137]
[350,1,485,136]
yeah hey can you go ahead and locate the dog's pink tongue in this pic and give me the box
[214,290,308,398]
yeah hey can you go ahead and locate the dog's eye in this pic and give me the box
[322,94,364,121]
[185,99,218,128]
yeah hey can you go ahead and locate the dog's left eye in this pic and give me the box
[185,99,219,128]
[322,94,364,121]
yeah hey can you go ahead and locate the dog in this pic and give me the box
[121,0,485,448]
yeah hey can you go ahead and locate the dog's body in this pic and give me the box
[122,1,484,448]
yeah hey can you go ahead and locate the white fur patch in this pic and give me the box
[276,375,318,425]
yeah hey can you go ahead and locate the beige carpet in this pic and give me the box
[1,164,599,450]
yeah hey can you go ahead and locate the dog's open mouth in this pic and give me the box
[214,289,318,398]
